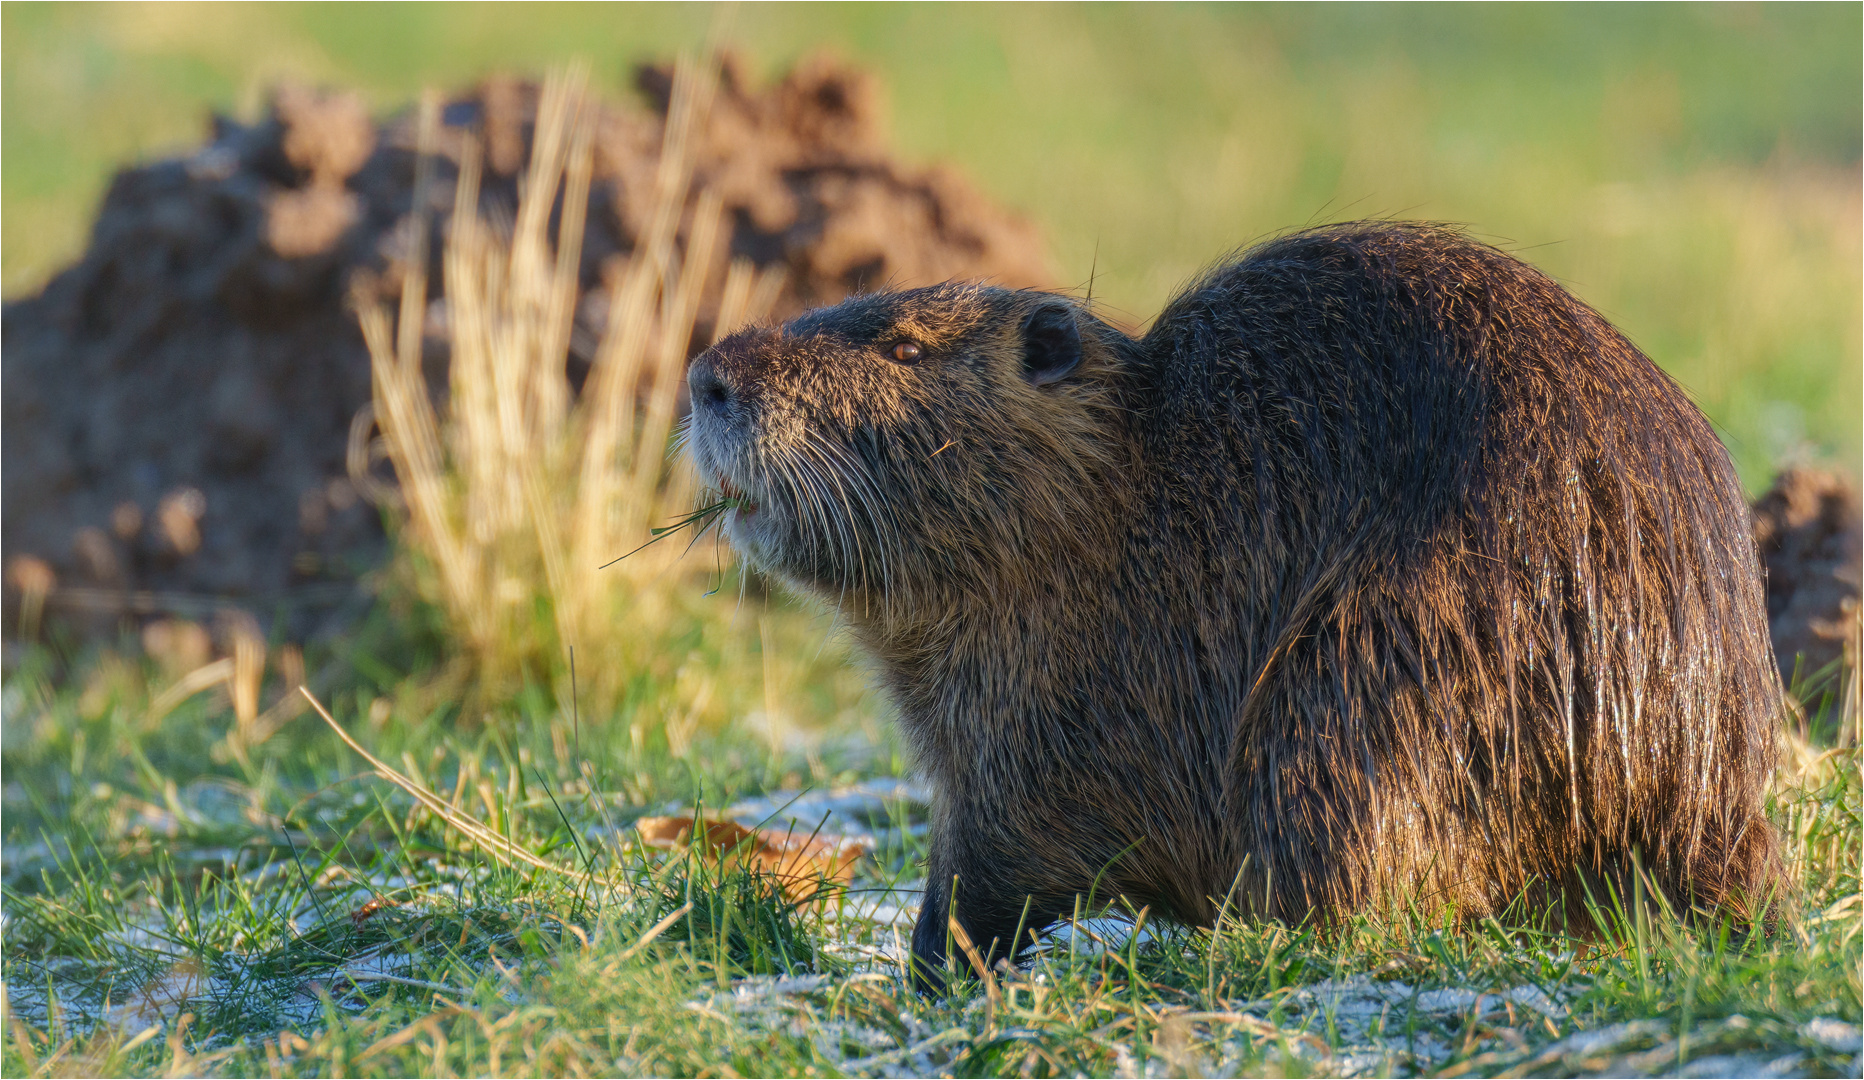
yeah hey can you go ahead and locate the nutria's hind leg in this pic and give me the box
[1557,807,1787,937]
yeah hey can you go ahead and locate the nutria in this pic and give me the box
[684,221,1782,989]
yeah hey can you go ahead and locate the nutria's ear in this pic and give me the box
[1020,303,1082,386]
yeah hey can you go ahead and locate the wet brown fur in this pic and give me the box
[684,221,1783,987]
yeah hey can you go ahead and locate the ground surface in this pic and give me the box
[1,577,1859,1078]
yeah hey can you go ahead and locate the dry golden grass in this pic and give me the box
[354,61,784,708]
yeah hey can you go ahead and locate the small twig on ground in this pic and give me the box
[301,687,603,887]
[617,902,695,964]
[342,970,461,996]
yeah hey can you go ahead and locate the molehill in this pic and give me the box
[2,56,1050,641]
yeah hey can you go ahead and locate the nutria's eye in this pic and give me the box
[889,341,922,364]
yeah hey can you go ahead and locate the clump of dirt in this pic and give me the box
[1752,466,1862,693]
[1,55,1051,641]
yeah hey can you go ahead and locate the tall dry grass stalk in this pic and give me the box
[354,62,784,705]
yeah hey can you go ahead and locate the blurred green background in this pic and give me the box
[4,1,1858,489]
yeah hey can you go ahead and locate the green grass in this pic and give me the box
[2,578,1859,1078]
[2,3,1858,487]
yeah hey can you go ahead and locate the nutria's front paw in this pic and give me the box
[908,898,952,996]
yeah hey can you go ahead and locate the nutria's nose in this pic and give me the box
[689,355,734,417]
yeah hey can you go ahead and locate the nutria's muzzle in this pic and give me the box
[684,330,856,591]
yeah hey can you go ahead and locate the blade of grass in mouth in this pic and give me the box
[599,498,742,568]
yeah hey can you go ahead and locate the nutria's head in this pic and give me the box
[685,283,1135,611]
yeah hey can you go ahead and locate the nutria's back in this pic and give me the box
[685,221,1782,989]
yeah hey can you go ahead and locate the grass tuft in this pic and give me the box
[354,61,783,715]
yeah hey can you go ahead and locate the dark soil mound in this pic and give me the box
[2,56,1051,640]
[1752,466,1862,693]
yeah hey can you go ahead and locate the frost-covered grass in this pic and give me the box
[3,604,1858,1079]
